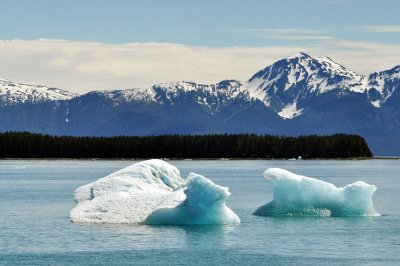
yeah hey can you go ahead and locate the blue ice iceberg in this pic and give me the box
[144,173,240,225]
[70,159,240,224]
[254,168,379,217]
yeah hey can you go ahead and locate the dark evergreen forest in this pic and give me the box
[0,132,372,159]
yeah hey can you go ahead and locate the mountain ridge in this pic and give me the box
[1,52,399,114]
[1,52,399,155]
[0,78,76,107]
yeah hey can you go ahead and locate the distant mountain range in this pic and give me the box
[1,52,399,155]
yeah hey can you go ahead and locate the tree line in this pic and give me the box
[0,131,372,159]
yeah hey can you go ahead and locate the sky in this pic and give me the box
[0,0,399,93]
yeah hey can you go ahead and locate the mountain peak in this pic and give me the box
[287,52,312,60]
[245,52,372,118]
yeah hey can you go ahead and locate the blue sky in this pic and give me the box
[0,0,399,92]
[2,0,399,46]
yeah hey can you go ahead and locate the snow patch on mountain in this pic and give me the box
[244,77,271,106]
[91,88,157,106]
[278,101,304,119]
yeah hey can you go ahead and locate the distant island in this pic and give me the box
[0,132,372,159]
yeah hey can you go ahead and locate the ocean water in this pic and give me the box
[0,159,399,265]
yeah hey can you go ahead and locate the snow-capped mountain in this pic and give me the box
[0,52,400,155]
[70,80,247,114]
[152,80,247,114]
[83,87,157,106]
[244,52,368,119]
[0,78,76,107]
[1,53,397,116]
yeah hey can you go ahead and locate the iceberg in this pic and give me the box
[254,168,379,217]
[144,173,240,225]
[70,159,240,225]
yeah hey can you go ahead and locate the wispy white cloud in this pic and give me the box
[247,28,323,35]
[364,25,400,32]
[229,28,333,41]
[262,34,333,41]
[0,38,399,93]
[0,39,302,92]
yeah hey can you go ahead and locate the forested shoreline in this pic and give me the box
[0,132,372,159]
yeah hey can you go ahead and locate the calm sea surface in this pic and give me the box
[0,159,399,265]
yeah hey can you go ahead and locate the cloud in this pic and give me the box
[364,25,400,32]
[0,38,399,93]
[226,28,333,41]
[0,39,302,92]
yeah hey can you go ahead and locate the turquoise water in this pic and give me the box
[0,160,399,265]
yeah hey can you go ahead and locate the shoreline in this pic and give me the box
[0,157,396,161]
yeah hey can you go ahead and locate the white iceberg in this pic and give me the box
[254,168,379,217]
[70,159,240,225]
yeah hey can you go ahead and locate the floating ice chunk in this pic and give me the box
[73,159,184,202]
[254,168,379,217]
[144,173,240,225]
[70,159,240,224]
[70,159,185,223]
